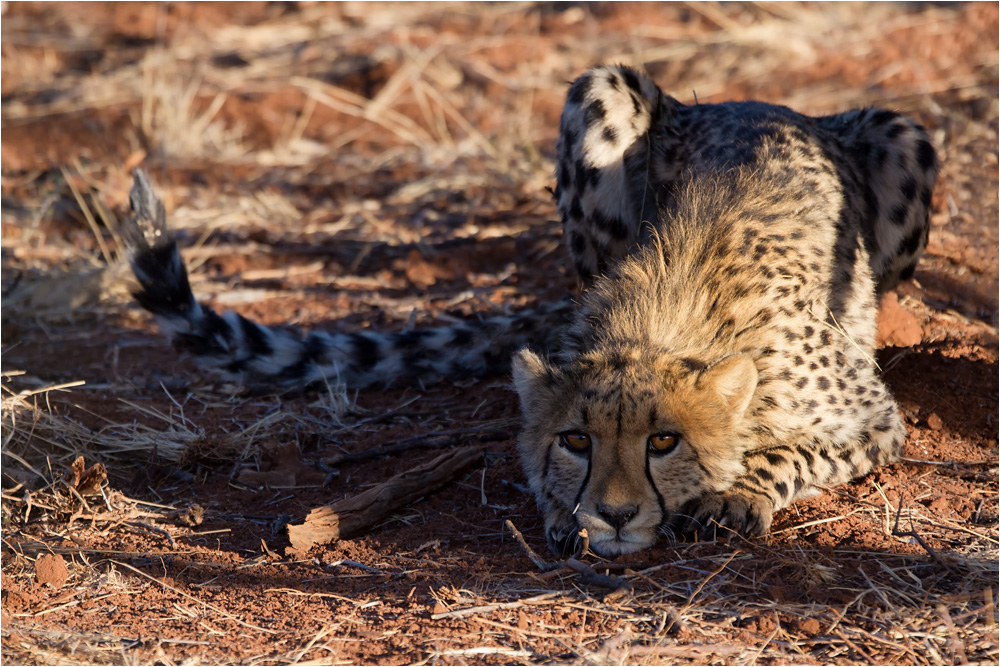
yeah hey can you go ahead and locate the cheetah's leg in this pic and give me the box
[820,108,940,293]
[675,380,905,539]
[555,65,667,284]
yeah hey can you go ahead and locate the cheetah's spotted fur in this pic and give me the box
[122,65,938,557]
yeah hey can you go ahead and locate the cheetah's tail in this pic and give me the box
[123,170,575,391]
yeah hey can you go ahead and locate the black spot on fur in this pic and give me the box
[279,333,329,383]
[238,315,273,357]
[620,67,642,94]
[450,327,474,347]
[873,146,889,168]
[680,357,707,373]
[601,125,618,143]
[898,226,924,256]
[563,128,578,151]
[863,184,880,219]
[174,309,230,357]
[795,445,814,467]
[396,330,433,352]
[585,100,607,127]
[558,161,572,189]
[870,109,897,126]
[873,420,894,433]
[764,452,786,466]
[588,167,601,187]
[593,209,629,240]
[916,139,936,171]
[889,204,910,227]
[920,186,932,208]
[351,333,380,370]
[574,160,600,189]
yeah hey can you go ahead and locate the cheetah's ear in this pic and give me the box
[512,348,560,407]
[696,355,758,420]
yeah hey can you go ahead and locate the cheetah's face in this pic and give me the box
[513,347,757,557]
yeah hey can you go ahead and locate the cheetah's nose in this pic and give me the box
[597,504,639,531]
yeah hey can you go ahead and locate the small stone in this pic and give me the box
[927,412,944,430]
[876,292,922,348]
[35,554,68,588]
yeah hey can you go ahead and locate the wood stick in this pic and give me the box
[286,446,483,556]
[504,519,553,570]
[890,493,949,570]
[430,592,559,620]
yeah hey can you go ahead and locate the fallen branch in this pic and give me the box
[286,446,483,556]
[505,517,551,570]
[564,558,631,594]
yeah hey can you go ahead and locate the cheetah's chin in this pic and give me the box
[587,535,653,557]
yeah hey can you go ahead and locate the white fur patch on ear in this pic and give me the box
[697,355,758,419]
[512,348,557,406]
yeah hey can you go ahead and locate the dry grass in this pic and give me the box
[2,2,998,665]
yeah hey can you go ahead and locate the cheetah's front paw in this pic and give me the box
[673,492,774,541]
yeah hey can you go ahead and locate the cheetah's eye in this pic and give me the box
[648,433,679,455]
[559,432,591,453]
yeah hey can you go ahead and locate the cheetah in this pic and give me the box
[121,65,938,557]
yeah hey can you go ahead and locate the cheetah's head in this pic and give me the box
[513,346,758,557]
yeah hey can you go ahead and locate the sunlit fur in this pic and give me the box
[516,164,913,556]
